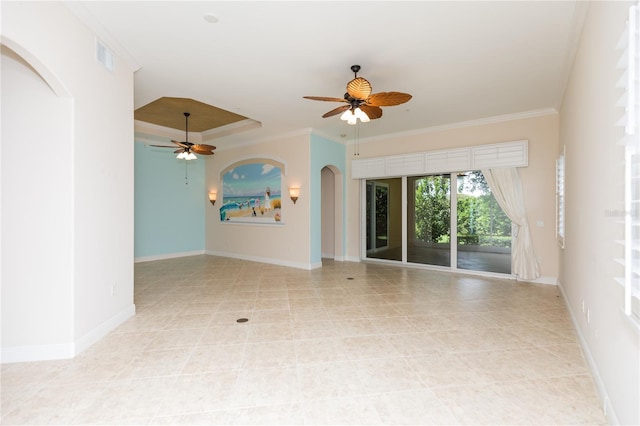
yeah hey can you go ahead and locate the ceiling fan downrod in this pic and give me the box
[184,112,190,144]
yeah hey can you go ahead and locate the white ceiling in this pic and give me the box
[68,1,587,147]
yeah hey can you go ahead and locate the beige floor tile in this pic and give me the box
[294,337,352,364]
[302,396,383,425]
[342,335,401,360]
[297,361,366,400]
[181,343,245,373]
[225,403,305,425]
[384,332,442,356]
[242,341,297,368]
[251,309,292,324]
[145,327,206,350]
[372,389,459,425]
[292,319,340,339]
[231,366,301,408]
[87,330,159,353]
[1,256,607,425]
[407,352,488,388]
[200,324,249,345]
[332,318,379,337]
[128,347,193,378]
[353,357,426,394]
[246,322,294,343]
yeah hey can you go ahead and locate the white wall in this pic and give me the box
[205,132,311,268]
[559,1,639,424]
[345,113,560,282]
[1,46,74,355]
[1,2,135,361]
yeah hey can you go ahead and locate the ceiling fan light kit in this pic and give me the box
[304,65,412,124]
[340,107,370,125]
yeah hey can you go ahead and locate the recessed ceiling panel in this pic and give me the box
[134,97,248,132]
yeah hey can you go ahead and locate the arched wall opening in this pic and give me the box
[321,165,344,261]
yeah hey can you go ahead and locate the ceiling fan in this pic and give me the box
[304,65,412,125]
[150,112,216,160]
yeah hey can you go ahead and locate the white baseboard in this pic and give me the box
[74,303,136,356]
[557,281,615,424]
[1,303,135,364]
[205,250,316,270]
[517,275,558,285]
[310,261,322,270]
[344,256,362,263]
[134,250,205,263]
[1,342,75,364]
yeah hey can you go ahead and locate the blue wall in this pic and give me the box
[134,141,205,258]
[310,134,346,264]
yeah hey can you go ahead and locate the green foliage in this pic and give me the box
[414,176,451,243]
[414,172,511,248]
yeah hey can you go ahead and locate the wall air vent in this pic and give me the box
[95,39,114,72]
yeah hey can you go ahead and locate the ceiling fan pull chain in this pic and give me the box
[185,161,189,186]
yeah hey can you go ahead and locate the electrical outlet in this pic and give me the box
[586,308,590,324]
[111,284,115,296]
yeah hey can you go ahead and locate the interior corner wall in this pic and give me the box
[344,114,560,281]
[310,134,346,265]
[558,1,639,424]
[1,2,135,361]
[134,141,205,260]
[205,132,312,269]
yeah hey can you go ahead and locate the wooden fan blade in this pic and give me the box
[303,96,348,103]
[360,105,383,119]
[173,148,186,154]
[149,144,176,148]
[347,77,372,100]
[192,145,216,154]
[193,143,216,151]
[171,140,189,148]
[322,105,350,118]
[366,92,412,107]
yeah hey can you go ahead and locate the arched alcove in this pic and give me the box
[321,164,344,261]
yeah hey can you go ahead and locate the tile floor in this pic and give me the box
[1,255,606,425]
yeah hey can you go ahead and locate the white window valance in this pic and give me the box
[351,140,528,179]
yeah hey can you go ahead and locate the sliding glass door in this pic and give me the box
[456,172,511,274]
[407,174,451,267]
[366,171,512,275]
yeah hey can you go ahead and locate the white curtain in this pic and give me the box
[481,167,540,280]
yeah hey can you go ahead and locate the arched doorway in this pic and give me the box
[320,165,344,261]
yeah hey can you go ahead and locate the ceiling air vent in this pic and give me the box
[95,39,114,72]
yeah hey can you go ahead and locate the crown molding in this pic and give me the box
[352,108,559,145]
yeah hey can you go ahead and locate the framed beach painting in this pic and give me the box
[220,160,283,223]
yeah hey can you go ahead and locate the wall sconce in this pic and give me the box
[289,187,300,204]
[208,191,217,206]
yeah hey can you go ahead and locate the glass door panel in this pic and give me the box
[366,179,402,261]
[456,171,511,274]
[407,175,451,267]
